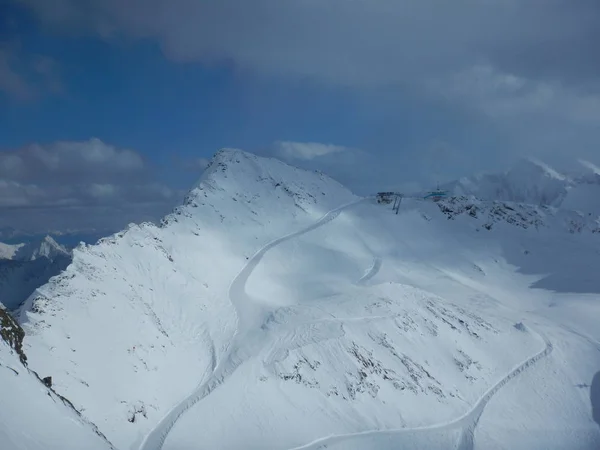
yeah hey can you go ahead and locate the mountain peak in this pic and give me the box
[201,148,257,175]
[187,148,259,191]
[179,149,353,220]
[444,157,572,207]
[0,241,25,260]
[12,235,70,262]
[42,235,60,246]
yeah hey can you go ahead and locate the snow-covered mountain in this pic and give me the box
[435,196,600,235]
[0,227,110,246]
[0,242,25,260]
[0,307,113,450]
[4,236,71,262]
[0,257,71,310]
[0,236,72,310]
[443,158,600,214]
[4,149,600,450]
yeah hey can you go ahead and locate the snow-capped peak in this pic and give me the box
[35,236,69,259]
[5,149,600,450]
[443,156,600,213]
[14,235,70,262]
[19,149,358,448]
[0,242,25,260]
[179,148,352,221]
[1,235,70,262]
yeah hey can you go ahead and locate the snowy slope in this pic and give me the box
[14,149,600,450]
[156,197,599,450]
[0,307,113,450]
[0,257,71,310]
[562,162,600,216]
[19,149,358,449]
[435,196,600,235]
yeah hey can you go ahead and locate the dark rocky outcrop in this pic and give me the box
[0,306,27,365]
[1,305,116,448]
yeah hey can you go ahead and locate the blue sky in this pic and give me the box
[1,0,599,234]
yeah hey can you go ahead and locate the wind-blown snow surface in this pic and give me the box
[19,150,357,449]
[15,150,600,450]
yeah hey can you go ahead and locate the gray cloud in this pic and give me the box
[0,138,145,184]
[0,138,182,233]
[263,141,426,195]
[274,141,353,161]
[10,0,600,198]
[0,43,63,100]
[16,0,600,87]
[0,47,35,99]
[484,0,600,89]
[17,1,600,141]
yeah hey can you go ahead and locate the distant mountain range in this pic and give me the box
[441,157,600,214]
[0,235,70,262]
[0,236,72,310]
[0,227,114,247]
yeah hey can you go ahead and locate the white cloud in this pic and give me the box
[0,138,146,182]
[432,64,600,124]
[274,141,350,161]
[0,180,44,207]
[87,183,118,199]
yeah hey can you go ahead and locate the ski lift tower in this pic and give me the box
[376,191,403,213]
[392,192,403,214]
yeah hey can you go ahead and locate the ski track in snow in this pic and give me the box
[287,327,553,450]
[137,198,370,450]
[139,196,554,450]
[356,257,382,286]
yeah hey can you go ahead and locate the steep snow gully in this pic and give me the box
[138,198,369,450]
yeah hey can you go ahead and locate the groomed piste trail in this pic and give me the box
[13,149,600,450]
[139,197,560,450]
[138,198,369,450]
[287,327,553,450]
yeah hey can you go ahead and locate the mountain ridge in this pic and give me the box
[3,149,600,450]
[441,157,600,214]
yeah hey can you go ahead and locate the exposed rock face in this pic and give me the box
[0,306,26,365]
[436,196,600,234]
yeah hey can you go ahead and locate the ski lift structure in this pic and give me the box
[376,192,396,204]
[377,192,403,214]
[423,186,449,202]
